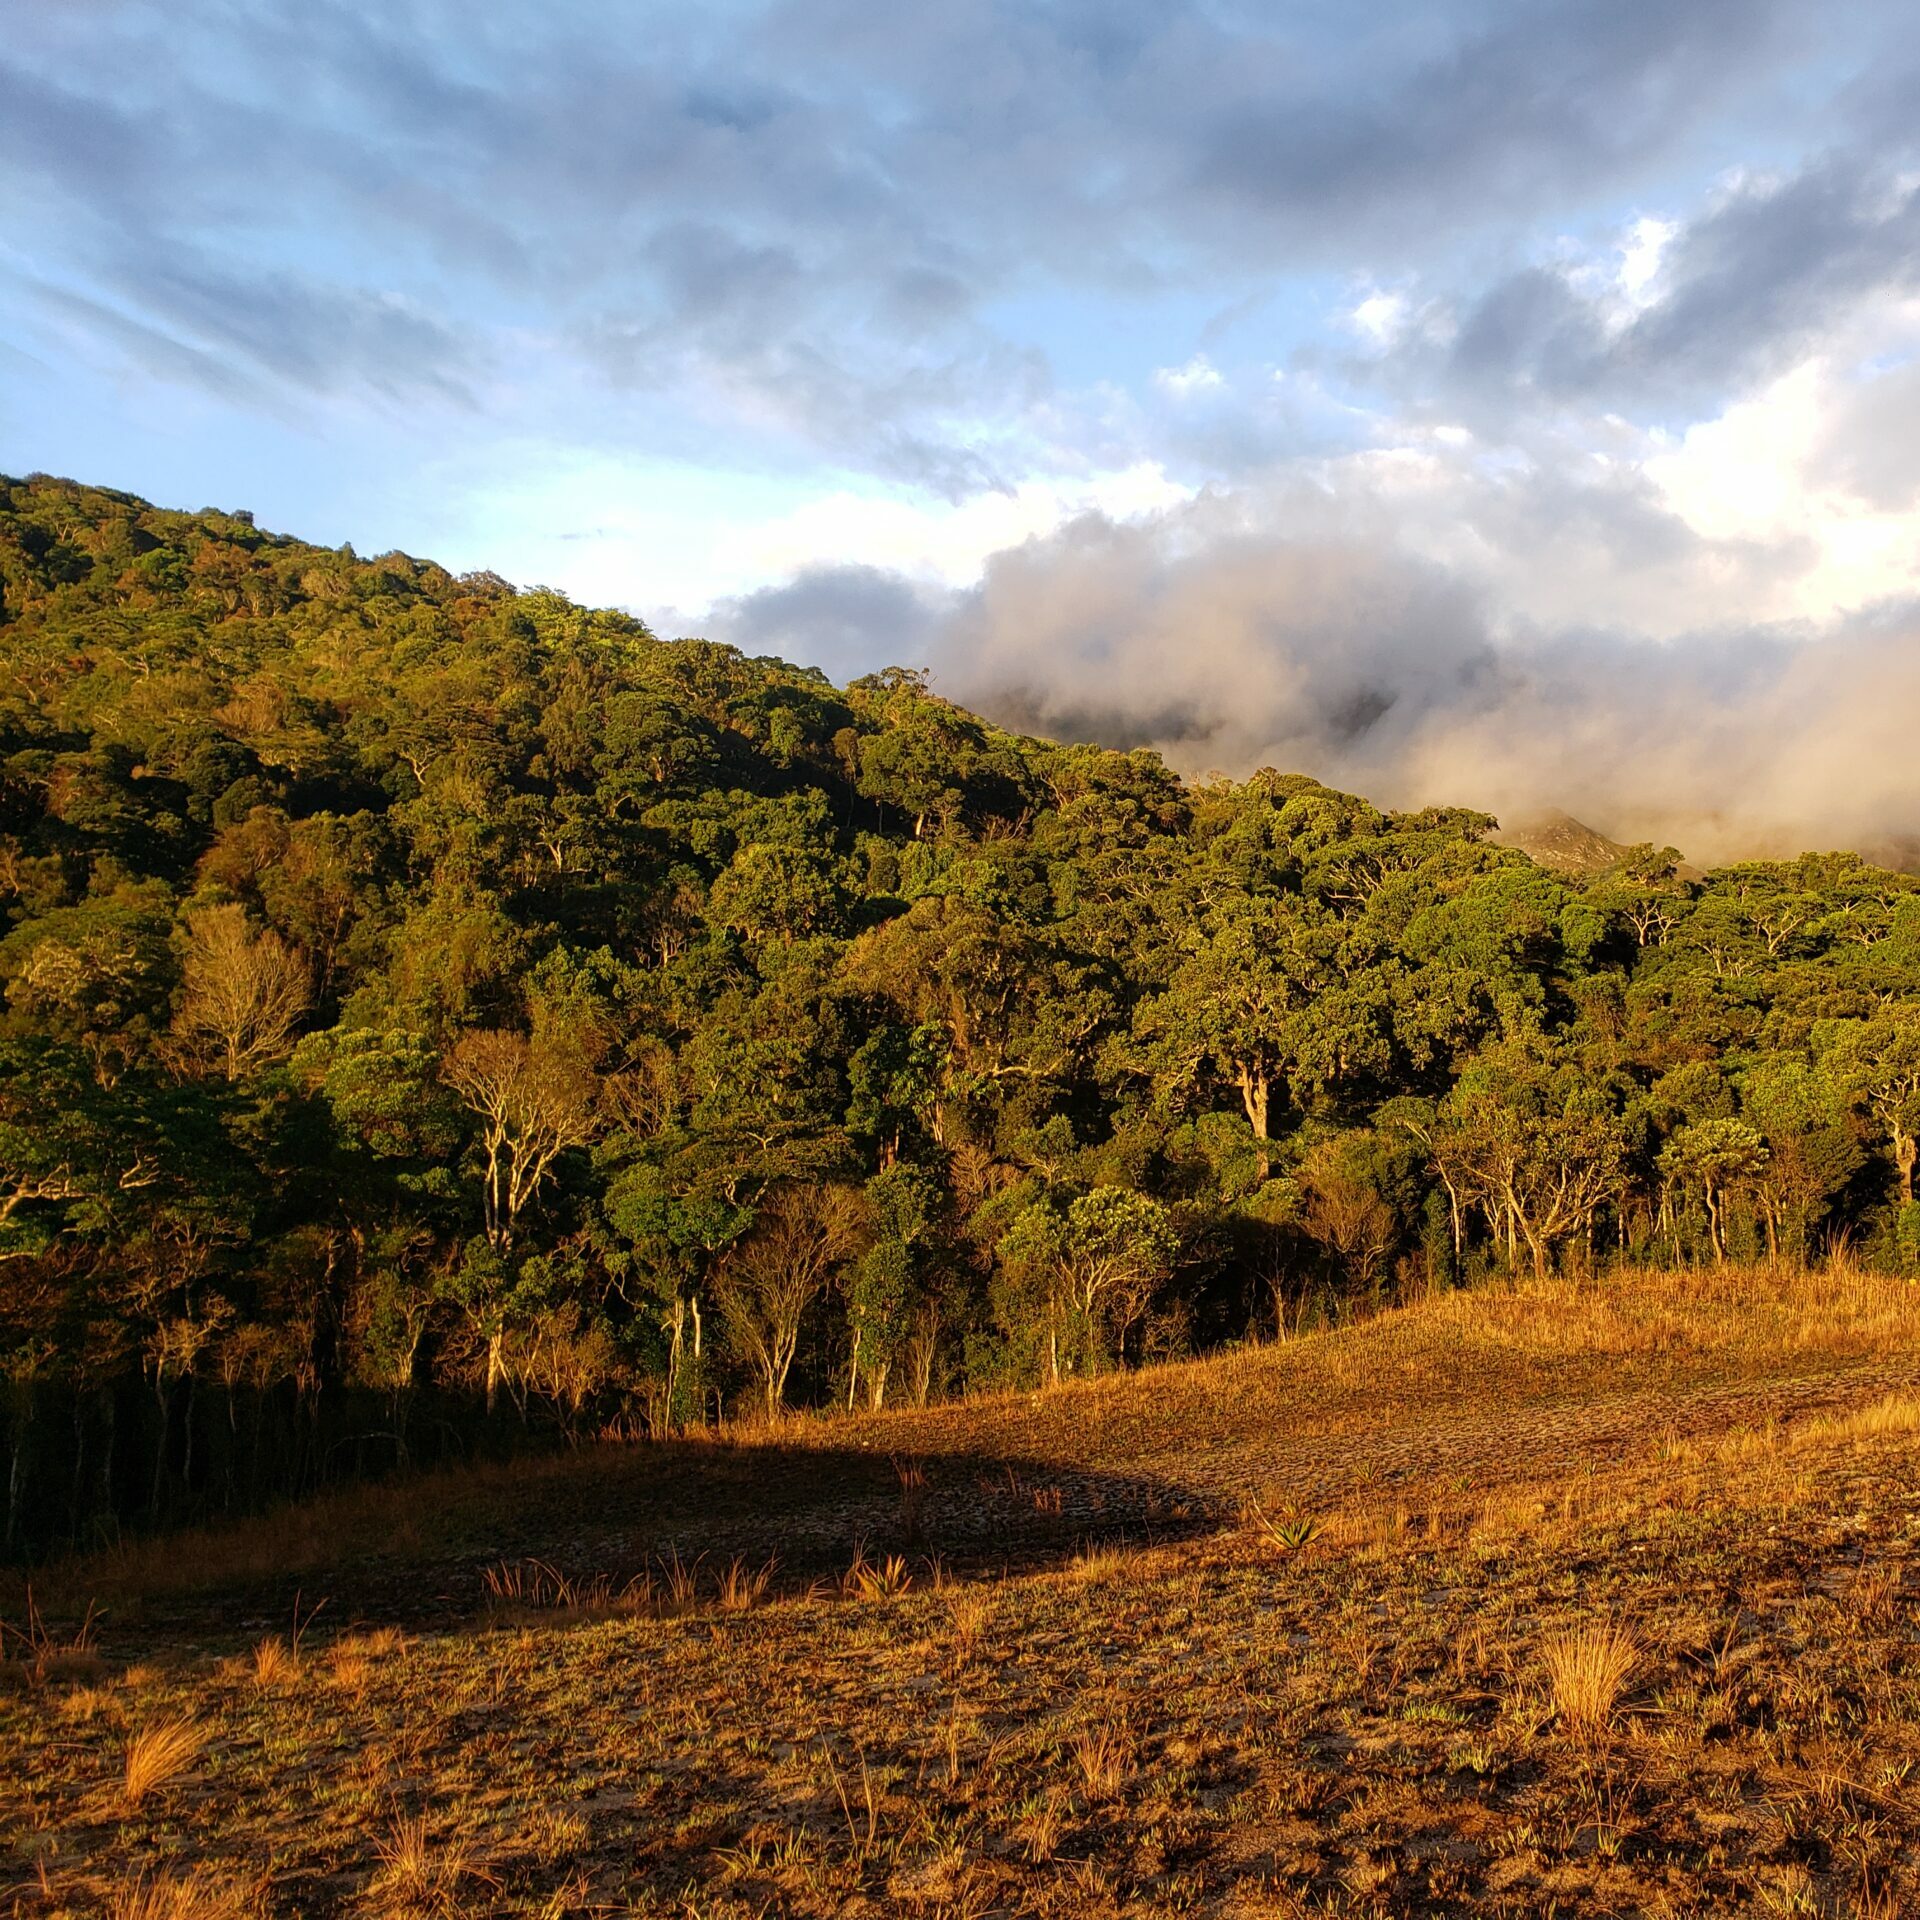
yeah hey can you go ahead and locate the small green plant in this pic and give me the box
[844,1550,913,1600]
[1401,1700,1470,1726]
[1246,1499,1322,1553]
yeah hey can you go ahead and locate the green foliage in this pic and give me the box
[8,470,1920,1500]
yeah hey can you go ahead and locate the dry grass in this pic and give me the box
[248,1637,295,1691]
[107,1868,257,1920]
[122,1715,207,1807]
[1070,1721,1131,1797]
[10,1264,1920,1916]
[1065,1538,1132,1581]
[368,1813,474,1913]
[947,1586,991,1662]
[714,1555,775,1611]
[1538,1621,1642,1739]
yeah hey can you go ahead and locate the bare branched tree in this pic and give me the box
[711,1184,870,1421]
[1301,1151,1397,1293]
[441,1029,601,1412]
[441,1029,600,1258]
[170,903,311,1080]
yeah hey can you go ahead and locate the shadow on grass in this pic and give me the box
[4,1433,1228,1643]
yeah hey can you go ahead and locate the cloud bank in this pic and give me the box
[714,436,1920,865]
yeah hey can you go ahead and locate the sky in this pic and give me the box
[6,0,1920,859]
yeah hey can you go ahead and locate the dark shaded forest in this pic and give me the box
[4,473,1918,1556]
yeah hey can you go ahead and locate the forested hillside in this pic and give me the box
[4,473,1919,1553]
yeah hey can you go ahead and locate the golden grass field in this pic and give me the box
[8,1264,1920,1917]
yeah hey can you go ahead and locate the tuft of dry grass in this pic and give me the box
[947,1586,991,1663]
[108,1868,257,1920]
[1796,1392,1920,1448]
[60,1681,115,1723]
[714,1554,775,1611]
[369,1812,473,1913]
[1539,1622,1641,1739]
[123,1715,208,1807]
[1067,1539,1131,1581]
[659,1548,703,1614]
[0,1587,104,1692]
[324,1626,408,1695]
[353,1625,409,1657]
[1071,1721,1131,1797]
[250,1635,296,1690]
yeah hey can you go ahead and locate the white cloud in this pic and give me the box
[446,450,1195,615]
[1645,346,1920,621]
[734,462,1194,587]
[1152,354,1226,398]
[1349,290,1411,349]
[1616,214,1678,307]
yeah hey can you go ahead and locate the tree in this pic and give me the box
[997,1186,1178,1384]
[711,1183,869,1419]
[843,1163,941,1409]
[170,903,311,1080]
[707,843,845,944]
[0,1040,163,1259]
[443,1029,600,1258]
[1737,1056,1860,1263]
[1300,1133,1398,1292]
[0,887,177,1085]
[1818,1014,1920,1205]
[1129,897,1337,1181]
[290,1027,465,1393]
[441,1028,600,1409]
[1430,1044,1628,1279]
[1658,1119,1769,1263]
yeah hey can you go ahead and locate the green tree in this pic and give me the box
[1128,897,1338,1181]
[1658,1119,1770,1263]
[997,1186,1178,1383]
[1818,1014,1920,1205]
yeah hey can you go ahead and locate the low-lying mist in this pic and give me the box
[711,486,1920,869]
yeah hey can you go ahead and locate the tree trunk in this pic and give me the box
[1239,1069,1271,1181]
[1439,1174,1464,1263]
[4,1388,28,1557]
[1897,1126,1917,1207]
[149,1376,171,1522]
[94,1386,116,1541]
[485,1331,507,1417]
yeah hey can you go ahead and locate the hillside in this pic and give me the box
[8,1266,1920,1915]
[1489,809,1706,883]
[7,471,1920,1564]
[1487,808,1633,877]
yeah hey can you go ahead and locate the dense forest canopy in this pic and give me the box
[4,472,1920,1551]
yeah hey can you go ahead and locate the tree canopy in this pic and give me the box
[6,472,1920,1547]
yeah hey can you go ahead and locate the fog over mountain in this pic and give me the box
[715,477,1920,866]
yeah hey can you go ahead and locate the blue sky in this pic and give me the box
[6,0,1920,854]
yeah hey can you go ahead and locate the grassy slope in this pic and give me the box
[8,1266,1920,1917]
